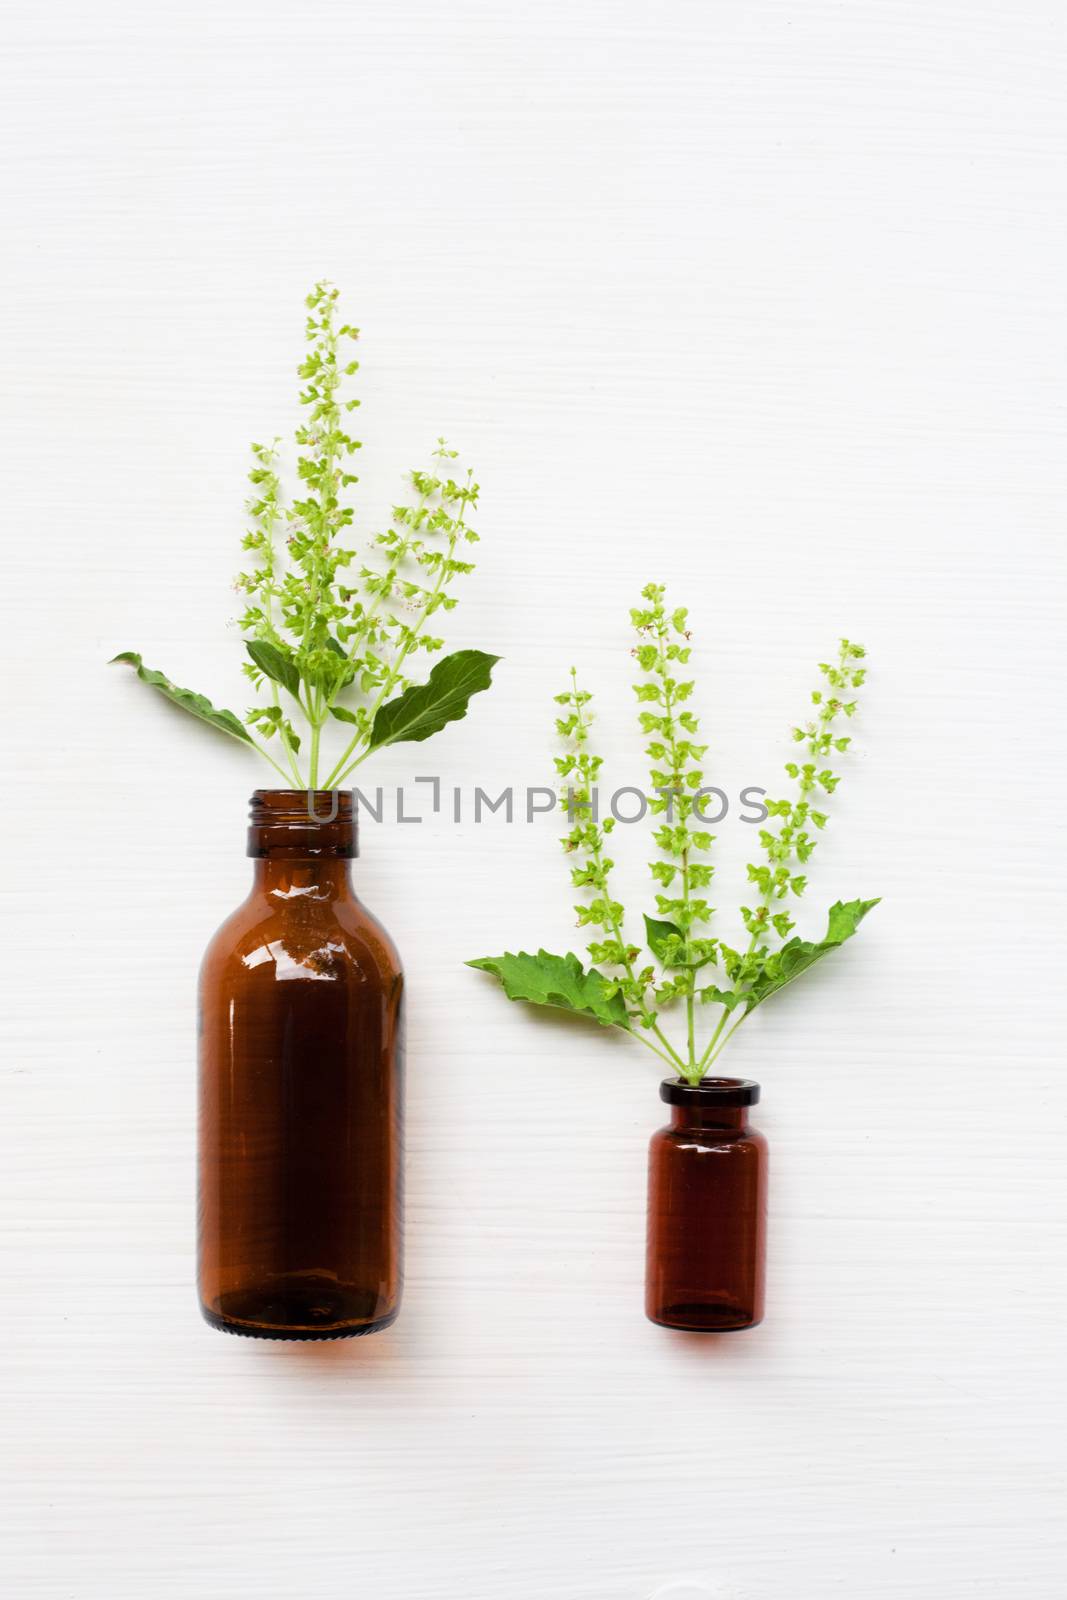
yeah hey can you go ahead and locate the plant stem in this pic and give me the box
[694,638,857,1074]
[279,723,303,786]
[570,670,687,1074]
[697,1003,735,1072]
[309,722,321,788]
[632,1030,687,1070]
[247,734,300,786]
[651,610,697,1076]
[324,521,460,788]
[301,306,339,659]
[339,474,437,676]
[702,1011,748,1070]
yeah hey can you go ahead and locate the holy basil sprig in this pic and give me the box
[112,282,497,785]
[469,584,877,1083]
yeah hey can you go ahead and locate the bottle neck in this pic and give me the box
[246,789,358,863]
[252,858,353,896]
[670,1105,750,1134]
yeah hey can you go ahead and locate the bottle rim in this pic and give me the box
[660,1076,760,1106]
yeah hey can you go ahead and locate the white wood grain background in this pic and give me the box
[2,1,1065,1595]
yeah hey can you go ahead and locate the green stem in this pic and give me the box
[301,312,339,659]
[695,641,856,1074]
[632,1029,687,1070]
[324,521,460,788]
[286,302,339,787]
[703,1010,748,1070]
[697,1003,735,1072]
[652,613,697,1076]
[308,722,321,788]
[277,714,304,786]
[695,914,765,1074]
[247,450,306,787]
[570,670,687,1074]
[248,734,299,786]
[339,474,437,675]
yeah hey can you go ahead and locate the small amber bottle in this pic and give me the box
[198,790,403,1339]
[646,1077,767,1332]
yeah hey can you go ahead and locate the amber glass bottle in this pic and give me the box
[198,790,403,1339]
[646,1077,767,1332]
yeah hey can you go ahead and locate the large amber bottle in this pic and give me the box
[198,790,403,1339]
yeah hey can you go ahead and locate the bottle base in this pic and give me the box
[647,1300,762,1333]
[202,1307,398,1341]
[200,1273,399,1340]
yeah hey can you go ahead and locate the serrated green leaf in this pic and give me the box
[745,897,879,1012]
[246,640,301,698]
[370,648,499,750]
[111,652,252,746]
[699,984,747,1012]
[467,949,630,1030]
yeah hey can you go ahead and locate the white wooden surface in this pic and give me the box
[2,1,1066,1595]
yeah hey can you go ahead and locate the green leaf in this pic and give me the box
[699,984,747,1013]
[643,913,690,969]
[643,914,716,971]
[467,949,631,1030]
[246,640,301,698]
[329,705,361,725]
[745,897,879,1012]
[111,652,252,746]
[643,913,682,953]
[370,648,499,750]
[322,636,356,688]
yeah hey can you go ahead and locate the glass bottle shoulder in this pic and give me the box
[651,1121,767,1154]
[199,883,402,992]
